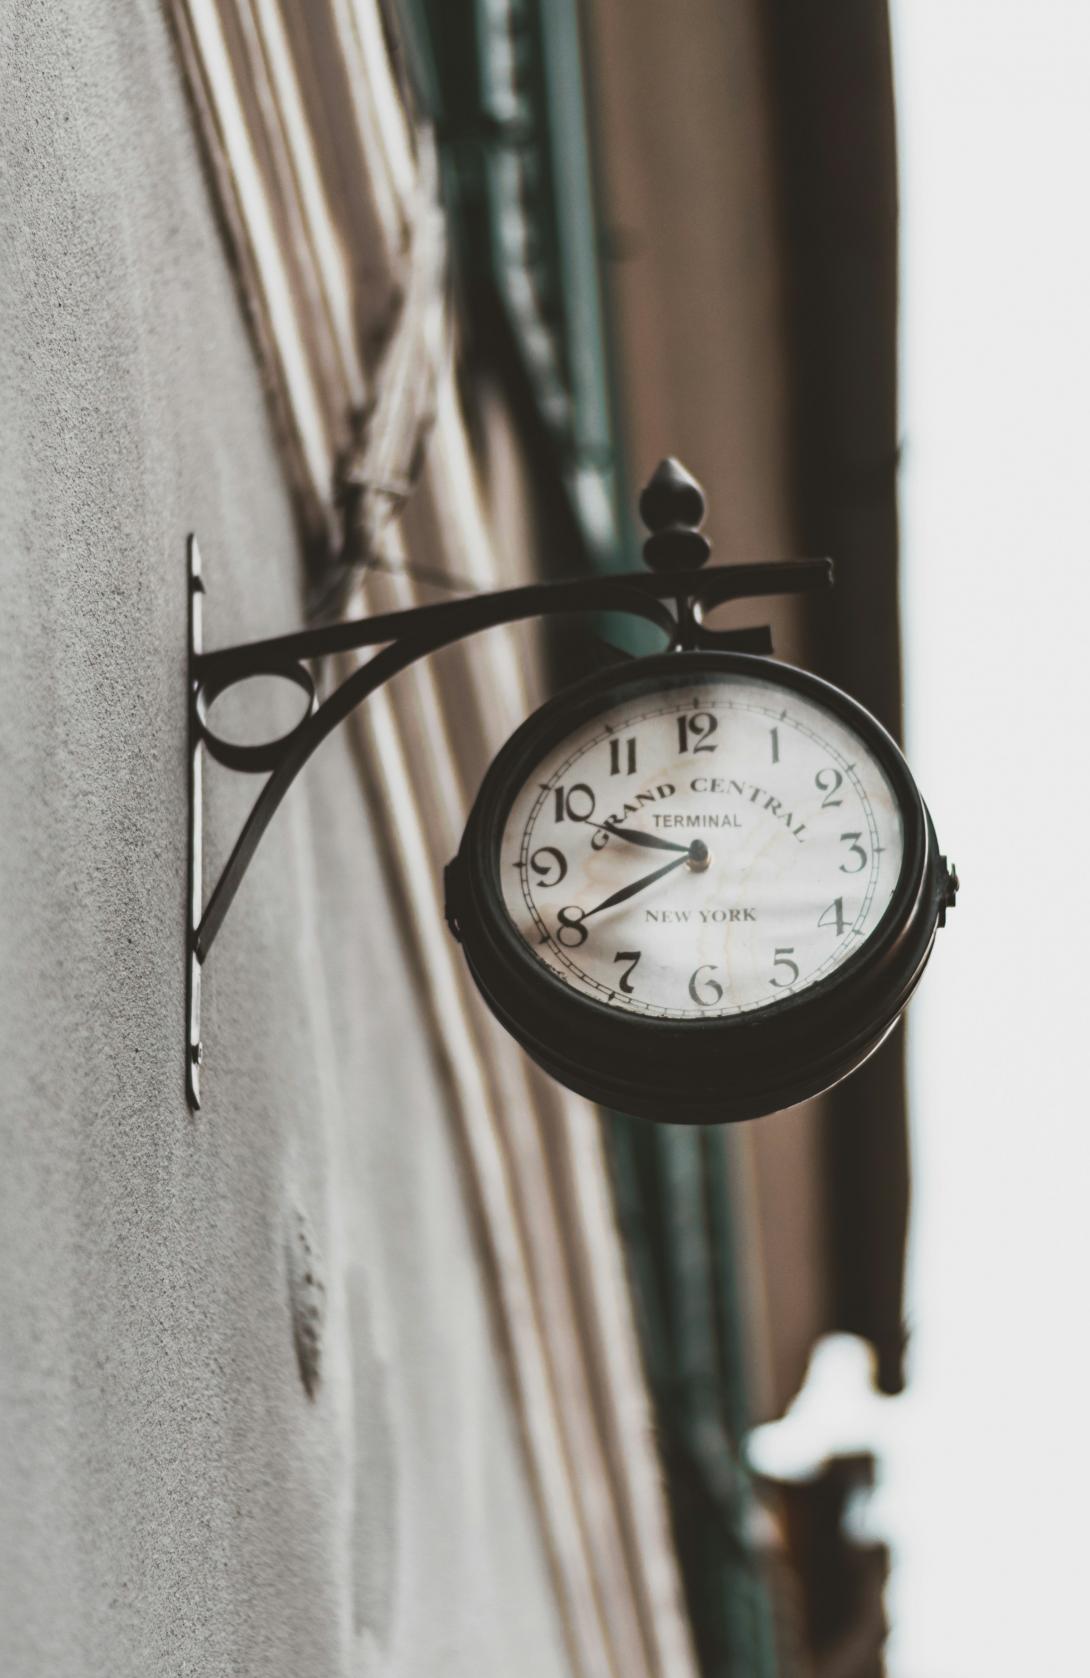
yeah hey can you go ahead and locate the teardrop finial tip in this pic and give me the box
[639,458,706,533]
[639,458,711,572]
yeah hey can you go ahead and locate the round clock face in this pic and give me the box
[498,668,905,1020]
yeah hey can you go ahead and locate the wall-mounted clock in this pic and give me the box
[445,646,956,1125]
[187,455,955,1119]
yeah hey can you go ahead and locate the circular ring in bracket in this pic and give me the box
[196,661,318,773]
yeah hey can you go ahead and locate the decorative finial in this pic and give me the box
[639,458,711,572]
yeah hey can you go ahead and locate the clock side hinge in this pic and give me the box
[938,856,959,927]
[444,857,465,943]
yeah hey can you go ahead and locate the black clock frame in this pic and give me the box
[445,650,949,1125]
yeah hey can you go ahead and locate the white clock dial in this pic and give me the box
[499,672,905,1018]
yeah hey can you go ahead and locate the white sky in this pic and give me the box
[751,5,1090,1673]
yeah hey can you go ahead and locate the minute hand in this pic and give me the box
[583,819,689,855]
[585,853,689,919]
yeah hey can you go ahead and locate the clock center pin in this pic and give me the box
[687,839,711,872]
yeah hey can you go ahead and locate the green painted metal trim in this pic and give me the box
[404,0,627,569]
[398,3,779,1667]
[607,1116,779,1677]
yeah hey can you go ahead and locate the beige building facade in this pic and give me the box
[1,3,908,1675]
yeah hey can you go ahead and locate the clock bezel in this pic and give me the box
[449,650,945,1123]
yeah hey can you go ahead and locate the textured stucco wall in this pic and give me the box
[0,6,570,1675]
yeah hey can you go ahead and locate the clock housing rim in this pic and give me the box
[450,650,943,1122]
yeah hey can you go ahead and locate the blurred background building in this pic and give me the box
[1,3,911,1675]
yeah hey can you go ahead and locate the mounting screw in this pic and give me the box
[639,458,712,572]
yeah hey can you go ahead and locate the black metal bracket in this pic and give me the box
[186,458,832,1108]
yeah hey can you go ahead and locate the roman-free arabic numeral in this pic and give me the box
[552,783,596,822]
[677,711,718,754]
[815,766,844,808]
[839,833,867,874]
[609,736,637,775]
[818,896,847,936]
[556,905,589,948]
[530,846,567,887]
[770,726,780,764]
[613,951,641,994]
[770,947,799,987]
[688,964,724,1007]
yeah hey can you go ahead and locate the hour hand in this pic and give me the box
[583,819,689,855]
